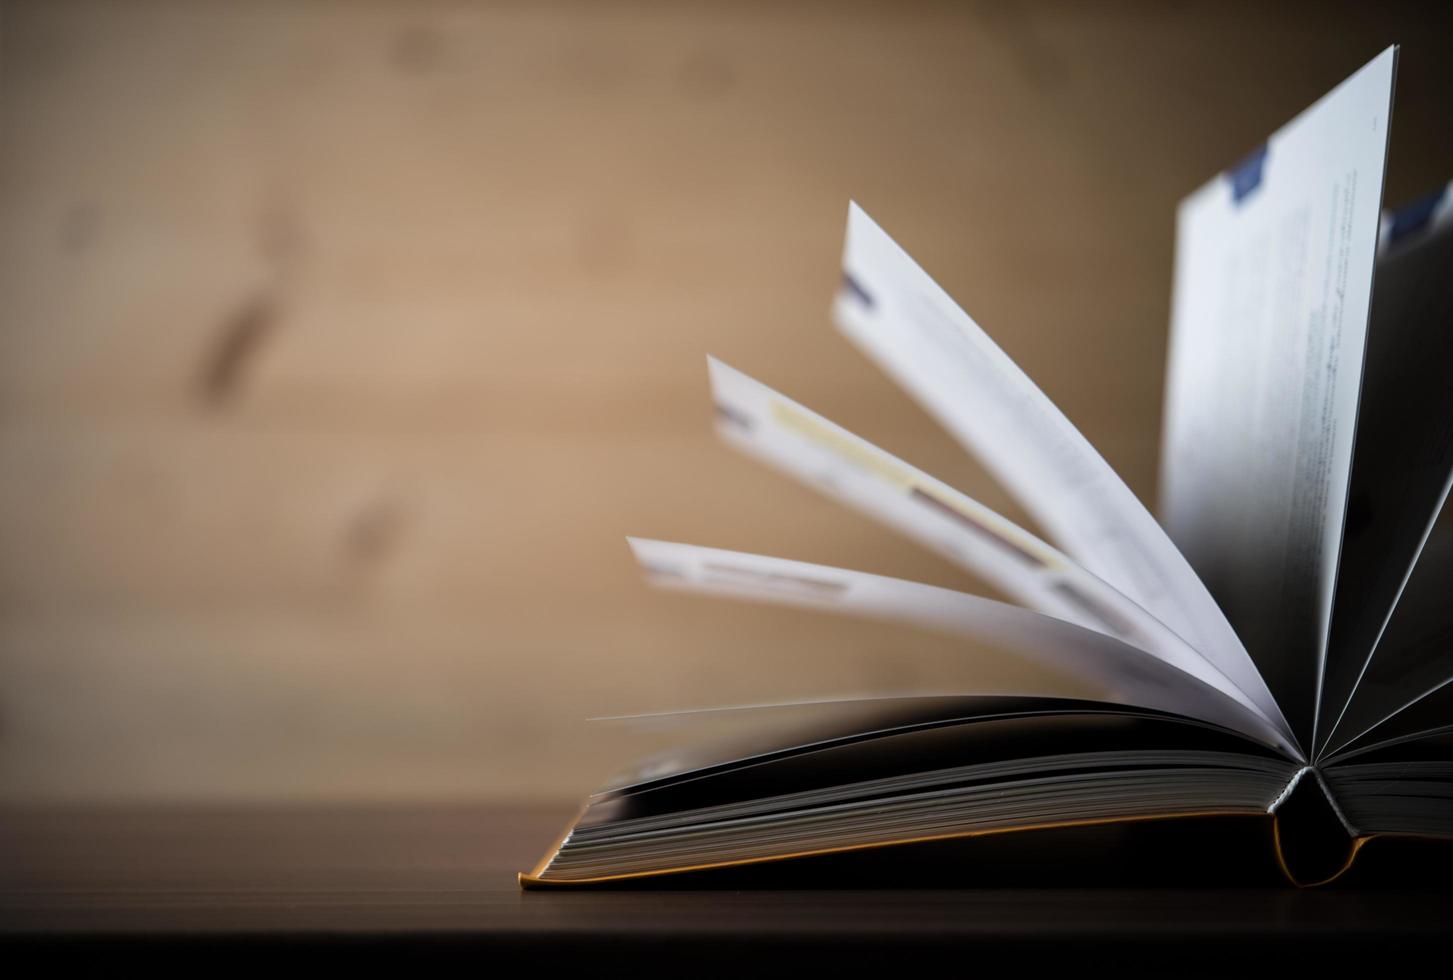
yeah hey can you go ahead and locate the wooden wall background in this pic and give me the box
[2,0,1451,802]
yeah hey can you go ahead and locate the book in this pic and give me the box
[522,44,1453,888]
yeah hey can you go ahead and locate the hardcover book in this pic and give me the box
[523,45,1453,888]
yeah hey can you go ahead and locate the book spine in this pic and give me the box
[1269,766,1368,886]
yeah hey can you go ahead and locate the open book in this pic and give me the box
[523,46,1453,888]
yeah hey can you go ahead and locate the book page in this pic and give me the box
[1321,519,1453,757]
[1319,189,1453,753]
[708,356,1279,725]
[1327,679,1453,762]
[627,538,1298,756]
[833,205,1286,740]
[1160,47,1396,743]
[591,695,1288,803]
[590,695,1173,795]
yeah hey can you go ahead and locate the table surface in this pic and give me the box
[4,804,1453,966]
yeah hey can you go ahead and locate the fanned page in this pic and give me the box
[627,538,1297,756]
[1329,672,1453,763]
[832,206,1285,741]
[589,695,1237,798]
[1318,190,1453,755]
[1322,521,1453,757]
[1160,47,1396,745]
[706,356,1281,731]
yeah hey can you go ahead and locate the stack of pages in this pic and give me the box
[524,46,1453,888]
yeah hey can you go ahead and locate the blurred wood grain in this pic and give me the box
[1,0,1450,802]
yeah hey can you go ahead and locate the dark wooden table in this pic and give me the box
[3,805,1452,969]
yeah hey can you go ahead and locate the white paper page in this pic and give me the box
[708,356,1283,728]
[1321,521,1453,757]
[832,205,1286,742]
[1319,190,1453,753]
[591,695,1187,795]
[1325,676,1453,762]
[590,697,1075,792]
[628,538,1299,757]
[1160,47,1396,743]
[1378,180,1453,256]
